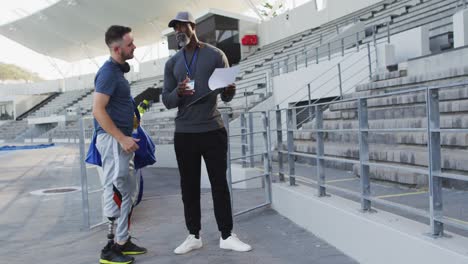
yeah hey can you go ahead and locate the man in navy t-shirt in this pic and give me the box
[92,25,146,264]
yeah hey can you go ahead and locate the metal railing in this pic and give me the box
[223,111,273,216]
[268,80,468,237]
[275,41,378,131]
[233,71,273,111]
[270,28,373,77]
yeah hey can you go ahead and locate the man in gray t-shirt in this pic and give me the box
[162,11,252,255]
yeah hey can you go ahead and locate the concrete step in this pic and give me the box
[325,101,468,122]
[286,140,468,184]
[392,0,455,25]
[332,85,468,112]
[336,114,468,129]
[355,71,468,94]
[293,124,468,147]
[145,129,174,137]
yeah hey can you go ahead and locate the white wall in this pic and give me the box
[61,73,95,91]
[0,80,61,96]
[376,26,431,71]
[406,45,468,77]
[239,19,260,59]
[258,0,381,46]
[27,114,75,125]
[272,183,468,264]
[325,0,380,21]
[258,0,319,46]
[453,8,468,48]
[0,67,134,97]
[0,96,15,120]
[390,25,430,64]
[138,57,169,80]
[14,94,50,118]
[377,44,396,70]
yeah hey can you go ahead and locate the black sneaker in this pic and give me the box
[120,236,147,255]
[100,242,135,264]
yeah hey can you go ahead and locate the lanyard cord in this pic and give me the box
[183,47,199,78]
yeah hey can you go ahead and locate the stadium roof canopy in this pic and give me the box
[0,0,262,62]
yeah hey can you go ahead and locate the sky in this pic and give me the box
[0,0,323,80]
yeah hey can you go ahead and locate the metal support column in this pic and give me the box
[305,50,308,67]
[387,22,391,43]
[78,109,90,228]
[426,88,444,237]
[358,99,371,211]
[222,112,234,211]
[338,63,343,99]
[367,43,373,80]
[276,109,285,182]
[286,108,296,186]
[373,25,379,74]
[308,84,313,122]
[262,112,272,203]
[295,54,298,71]
[245,92,248,110]
[249,112,255,167]
[316,47,319,64]
[341,38,345,56]
[315,105,326,196]
[356,32,360,52]
[241,113,247,168]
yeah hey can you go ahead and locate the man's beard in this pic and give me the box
[176,32,191,48]
[120,50,134,61]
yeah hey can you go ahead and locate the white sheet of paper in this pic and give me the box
[208,65,240,91]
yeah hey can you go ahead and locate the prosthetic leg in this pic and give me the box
[107,217,116,244]
[100,217,134,264]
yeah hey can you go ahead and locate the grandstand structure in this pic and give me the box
[2,0,465,144]
[1,0,468,263]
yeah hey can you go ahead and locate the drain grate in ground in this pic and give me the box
[43,188,78,194]
[30,187,81,196]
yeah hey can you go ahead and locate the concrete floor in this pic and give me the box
[0,145,357,264]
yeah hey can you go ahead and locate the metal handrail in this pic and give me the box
[284,55,377,129]
[276,47,375,111]
[270,80,468,237]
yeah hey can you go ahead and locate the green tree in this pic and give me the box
[260,0,286,19]
[0,63,42,82]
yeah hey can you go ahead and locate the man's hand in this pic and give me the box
[118,136,140,153]
[133,115,140,130]
[223,83,236,97]
[177,76,195,97]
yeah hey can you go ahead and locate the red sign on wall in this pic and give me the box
[241,35,258,46]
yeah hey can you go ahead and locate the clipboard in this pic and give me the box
[176,89,222,119]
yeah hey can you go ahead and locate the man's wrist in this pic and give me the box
[115,134,126,143]
[175,88,182,97]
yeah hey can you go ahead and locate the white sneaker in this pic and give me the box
[219,233,252,252]
[174,234,203,254]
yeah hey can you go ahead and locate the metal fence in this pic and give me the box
[236,81,468,237]
[223,111,273,216]
[9,82,468,238]
[2,111,104,230]
[270,28,378,77]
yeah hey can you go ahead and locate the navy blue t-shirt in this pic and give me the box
[93,59,134,136]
